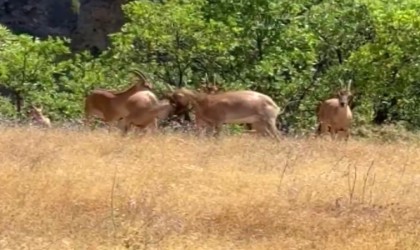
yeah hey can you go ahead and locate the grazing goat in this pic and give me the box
[84,70,153,131]
[168,87,281,140]
[316,80,353,140]
[29,105,51,128]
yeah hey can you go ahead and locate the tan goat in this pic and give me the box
[84,70,154,131]
[116,79,190,135]
[195,82,221,131]
[120,99,175,135]
[29,105,51,128]
[168,87,281,140]
[161,81,220,129]
[316,80,353,140]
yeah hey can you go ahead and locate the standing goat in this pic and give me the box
[29,105,51,128]
[120,99,175,135]
[168,87,281,140]
[194,81,220,132]
[162,80,220,131]
[84,70,154,131]
[316,79,353,140]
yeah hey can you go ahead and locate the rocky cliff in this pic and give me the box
[0,0,126,54]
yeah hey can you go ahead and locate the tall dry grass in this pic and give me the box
[0,126,419,250]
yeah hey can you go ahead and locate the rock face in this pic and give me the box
[0,0,78,37]
[71,0,126,54]
[0,0,126,54]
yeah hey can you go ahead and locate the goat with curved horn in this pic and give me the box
[117,72,187,135]
[84,69,156,132]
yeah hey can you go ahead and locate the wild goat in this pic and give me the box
[316,80,353,140]
[84,70,154,131]
[167,87,282,140]
[162,81,220,129]
[119,99,175,135]
[167,83,256,134]
[29,105,51,128]
[194,82,220,131]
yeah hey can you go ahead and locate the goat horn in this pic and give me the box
[339,79,344,88]
[164,81,175,91]
[213,73,217,87]
[131,69,147,84]
[205,72,209,87]
[130,69,140,76]
[133,69,146,80]
[347,79,352,91]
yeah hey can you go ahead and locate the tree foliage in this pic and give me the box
[0,0,420,133]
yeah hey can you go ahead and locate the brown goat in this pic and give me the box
[168,87,281,139]
[84,70,153,131]
[316,80,353,140]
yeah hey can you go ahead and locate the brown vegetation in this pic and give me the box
[0,126,419,249]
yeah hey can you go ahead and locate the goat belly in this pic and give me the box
[222,113,259,124]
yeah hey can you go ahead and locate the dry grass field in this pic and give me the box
[0,126,419,250]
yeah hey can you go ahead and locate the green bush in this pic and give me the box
[0,0,419,134]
